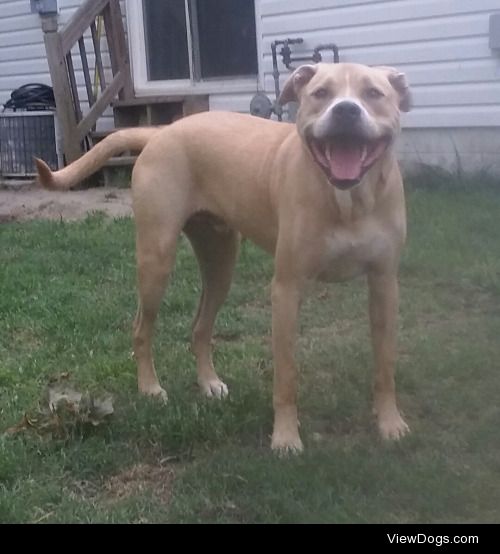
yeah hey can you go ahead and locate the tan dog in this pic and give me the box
[36,62,411,454]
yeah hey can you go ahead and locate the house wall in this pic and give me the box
[214,0,500,174]
[256,0,500,174]
[0,0,50,106]
[0,0,121,133]
[2,0,500,174]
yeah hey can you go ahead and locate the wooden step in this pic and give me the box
[90,126,162,142]
[90,127,140,145]
[103,155,137,167]
[112,95,187,108]
[112,95,209,127]
[90,129,117,141]
[100,155,137,187]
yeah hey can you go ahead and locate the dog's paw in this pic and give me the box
[139,384,168,403]
[271,432,304,457]
[377,409,409,440]
[199,378,229,399]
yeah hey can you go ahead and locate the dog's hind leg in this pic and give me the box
[184,216,239,398]
[133,231,178,401]
[132,168,191,401]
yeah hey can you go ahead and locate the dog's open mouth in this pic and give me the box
[308,136,390,190]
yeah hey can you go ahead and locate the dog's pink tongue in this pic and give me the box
[328,143,362,181]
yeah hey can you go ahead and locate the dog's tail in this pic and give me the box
[35,127,160,191]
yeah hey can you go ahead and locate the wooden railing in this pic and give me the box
[41,0,133,163]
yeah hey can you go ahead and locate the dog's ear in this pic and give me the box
[376,66,412,112]
[278,64,318,105]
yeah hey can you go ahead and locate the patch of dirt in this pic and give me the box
[103,463,175,505]
[0,184,132,222]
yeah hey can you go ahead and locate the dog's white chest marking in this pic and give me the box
[318,221,391,282]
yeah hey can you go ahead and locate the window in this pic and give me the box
[142,0,258,83]
[144,0,190,81]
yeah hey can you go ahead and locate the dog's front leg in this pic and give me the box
[270,276,304,454]
[368,270,409,440]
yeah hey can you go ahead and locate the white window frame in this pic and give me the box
[126,0,264,97]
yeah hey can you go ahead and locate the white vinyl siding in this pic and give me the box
[0,0,120,130]
[1,0,499,136]
[257,0,500,127]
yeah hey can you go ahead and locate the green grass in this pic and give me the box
[1,183,500,523]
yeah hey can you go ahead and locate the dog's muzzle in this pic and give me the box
[308,101,391,190]
[331,101,362,127]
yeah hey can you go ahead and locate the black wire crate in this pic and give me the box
[0,111,61,178]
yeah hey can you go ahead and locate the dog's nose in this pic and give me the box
[332,101,361,121]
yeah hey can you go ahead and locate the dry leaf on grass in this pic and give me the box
[4,381,114,439]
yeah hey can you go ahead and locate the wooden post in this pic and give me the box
[41,15,83,163]
[90,20,107,92]
[102,0,133,100]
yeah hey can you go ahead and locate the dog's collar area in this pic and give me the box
[307,135,390,189]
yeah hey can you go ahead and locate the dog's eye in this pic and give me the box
[366,87,384,99]
[312,87,329,99]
